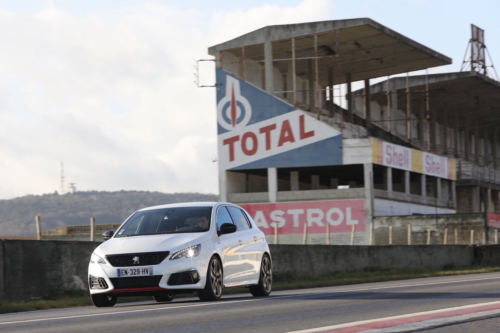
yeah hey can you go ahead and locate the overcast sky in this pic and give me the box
[0,0,498,199]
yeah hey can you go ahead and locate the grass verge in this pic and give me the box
[1,266,499,314]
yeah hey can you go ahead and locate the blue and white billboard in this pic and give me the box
[216,68,342,171]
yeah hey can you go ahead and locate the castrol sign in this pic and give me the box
[240,200,365,235]
[216,69,342,171]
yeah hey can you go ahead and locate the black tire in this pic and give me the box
[197,256,223,301]
[91,293,117,307]
[153,293,175,302]
[250,254,272,297]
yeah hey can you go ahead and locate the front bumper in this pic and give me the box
[88,253,209,295]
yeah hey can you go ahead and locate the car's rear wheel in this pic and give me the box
[91,293,117,307]
[197,256,223,301]
[153,293,175,302]
[250,254,272,297]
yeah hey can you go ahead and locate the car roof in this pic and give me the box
[138,202,231,212]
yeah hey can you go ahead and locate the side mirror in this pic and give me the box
[102,230,114,241]
[218,223,237,236]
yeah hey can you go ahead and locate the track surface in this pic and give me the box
[2,273,500,333]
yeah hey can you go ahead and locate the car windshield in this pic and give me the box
[115,207,212,237]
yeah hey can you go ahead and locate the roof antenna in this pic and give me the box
[460,24,498,80]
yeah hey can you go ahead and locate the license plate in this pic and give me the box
[117,267,153,277]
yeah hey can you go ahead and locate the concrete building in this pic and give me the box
[208,18,500,245]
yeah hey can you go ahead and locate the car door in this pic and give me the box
[215,206,242,286]
[226,206,261,284]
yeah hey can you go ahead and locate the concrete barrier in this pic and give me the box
[0,240,498,302]
[268,245,475,276]
[0,240,96,302]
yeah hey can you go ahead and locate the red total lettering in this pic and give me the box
[259,124,277,150]
[278,120,295,147]
[223,135,240,162]
[241,132,258,156]
[299,115,314,139]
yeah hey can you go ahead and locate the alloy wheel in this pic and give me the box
[210,259,223,297]
[261,255,272,292]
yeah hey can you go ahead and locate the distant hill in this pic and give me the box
[0,191,218,236]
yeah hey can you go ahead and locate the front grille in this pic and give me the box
[105,251,170,267]
[89,276,109,289]
[168,270,200,285]
[110,275,162,289]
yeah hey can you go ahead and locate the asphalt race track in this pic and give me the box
[2,273,500,333]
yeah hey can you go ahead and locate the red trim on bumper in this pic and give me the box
[111,287,165,292]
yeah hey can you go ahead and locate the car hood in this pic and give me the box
[96,232,212,256]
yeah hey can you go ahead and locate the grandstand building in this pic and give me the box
[208,18,500,245]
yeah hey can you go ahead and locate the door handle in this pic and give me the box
[253,236,258,242]
[238,240,243,245]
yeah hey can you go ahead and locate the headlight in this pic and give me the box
[90,253,106,264]
[170,244,201,260]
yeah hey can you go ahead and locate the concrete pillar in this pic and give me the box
[442,111,448,154]
[268,168,277,203]
[454,115,460,157]
[386,167,393,193]
[346,73,352,123]
[404,171,410,196]
[264,41,274,94]
[419,99,425,145]
[475,120,480,164]
[421,174,427,198]
[287,61,294,104]
[219,170,227,202]
[330,178,339,189]
[452,181,457,207]
[430,109,437,151]
[290,171,299,191]
[363,163,374,245]
[390,89,398,134]
[436,178,442,200]
[472,186,481,212]
[364,79,371,129]
[327,67,334,117]
[308,60,316,113]
[486,188,492,213]
[311,175,320,190]
[494,127,498,168]
[465,117,470,160]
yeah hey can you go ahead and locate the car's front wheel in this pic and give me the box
[250,254,272,297]
[153,293,175,302]
[197,256,223,301]
[91,293,117,307]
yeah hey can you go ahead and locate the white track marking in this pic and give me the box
[287,301,500,333]
[1,274,500,326]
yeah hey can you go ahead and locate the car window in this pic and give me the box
[116,207,212,236]
[216,206,234,231]
[227,207,251,230]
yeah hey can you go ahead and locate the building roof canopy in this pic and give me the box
[208,18,451,84]
[365,71,500,130]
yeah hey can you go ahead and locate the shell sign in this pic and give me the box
[372,139,456,180]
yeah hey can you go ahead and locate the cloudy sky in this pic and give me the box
[0,0,498,199]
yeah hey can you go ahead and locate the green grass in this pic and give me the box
[1,266,500,314]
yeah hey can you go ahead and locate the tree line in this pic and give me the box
[0,191,218,236]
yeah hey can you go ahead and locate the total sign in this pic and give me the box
[240,200,365,235]
[216,69,342,171]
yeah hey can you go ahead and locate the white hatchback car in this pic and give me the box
[88,202,272,307]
